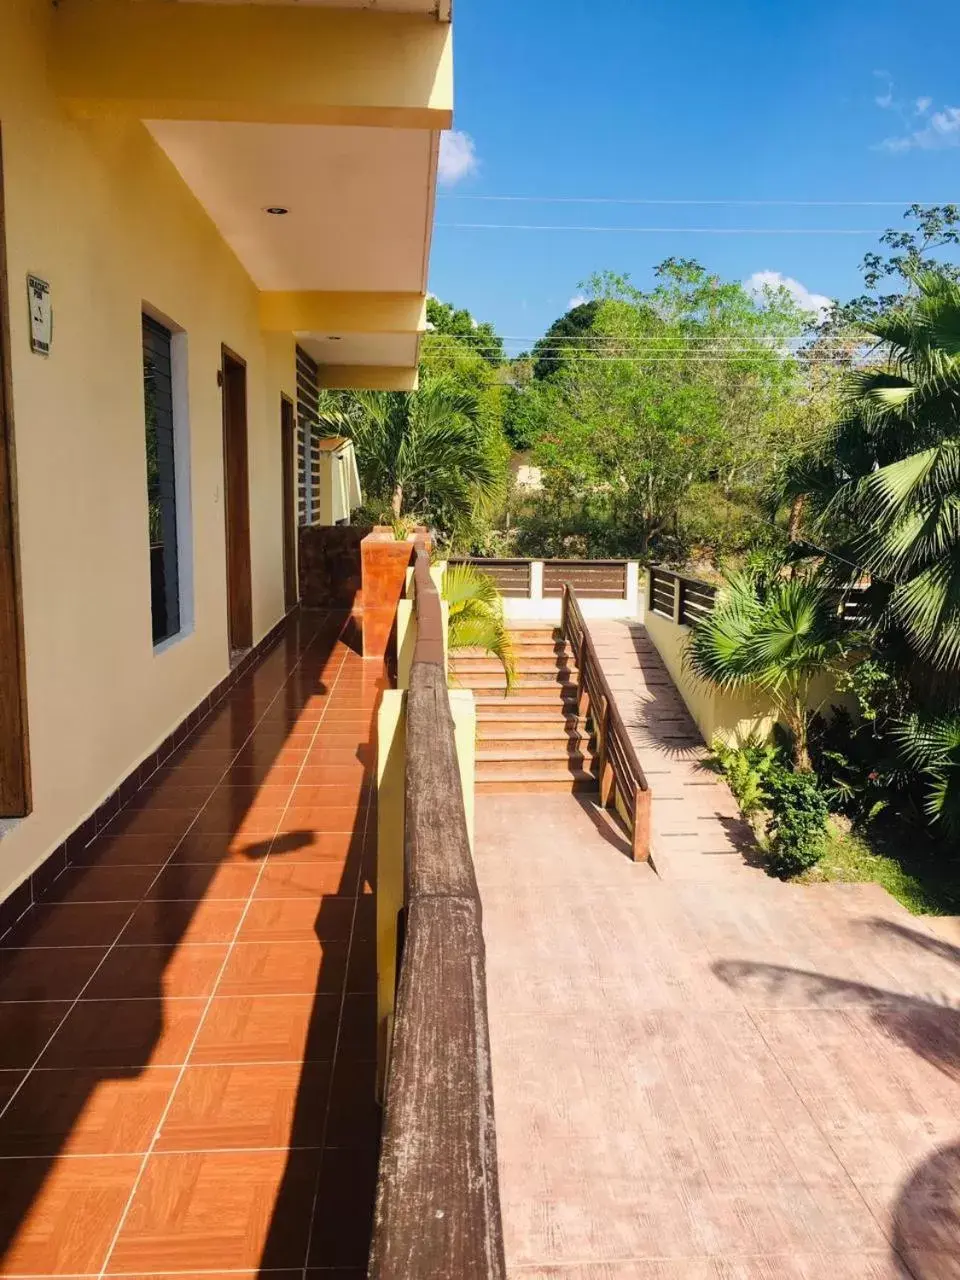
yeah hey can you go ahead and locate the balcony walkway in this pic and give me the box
[476,622,960,1278]
[0,612,380,1279]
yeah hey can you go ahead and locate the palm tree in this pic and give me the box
[786,271,960,671]
[443,562,515,691]
[318,375,501,534]
[685,570,852,771]
[894,714,960,835]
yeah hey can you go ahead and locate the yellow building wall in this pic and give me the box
[644,611,776,746]
[0,0,296,896]
[644,609,852,748]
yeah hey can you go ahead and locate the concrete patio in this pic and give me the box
[476,792,960,1278]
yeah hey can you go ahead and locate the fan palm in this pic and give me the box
[685,571,852,771]
[443,563,515,692]
[785,271,960,671]
[318,375,501,534]
[894,714,960,835]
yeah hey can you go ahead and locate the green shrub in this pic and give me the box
[711,736,780,815]
[764,768,829,876]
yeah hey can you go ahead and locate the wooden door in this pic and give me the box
[221,348,253,653]
[0,127,31,816]
[281,395,298,610]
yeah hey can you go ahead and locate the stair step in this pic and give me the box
[476,751,595,775]
[506,628,562,645]
[455,643,569,661]
[474,688,579,705]
[477,771,598,794]
[451,656,576,675]
[477,723,588,741]
[454,671,577,689]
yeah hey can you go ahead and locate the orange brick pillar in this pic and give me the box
[359,529,417,661]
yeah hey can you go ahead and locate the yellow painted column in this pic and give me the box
[449,689,477,852]
[375,689,405,1099]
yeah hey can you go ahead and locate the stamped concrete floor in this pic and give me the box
[475,791,960,1277]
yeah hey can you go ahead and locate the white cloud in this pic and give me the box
[438,131,478,184]
[881,105,960,151]
[567,295,588,310]
[875,92,894,108]
[745,271,833,323]
[915,96,932,114]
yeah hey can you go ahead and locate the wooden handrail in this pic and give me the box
[561,583,652,861]
[370,544,506,1280]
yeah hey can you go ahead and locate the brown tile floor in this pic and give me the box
[0,612,380,1279]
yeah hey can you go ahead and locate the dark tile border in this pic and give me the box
[0,608,297,934]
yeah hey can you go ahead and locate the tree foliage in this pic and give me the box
[787,271,960,673]
[516,260,815,558]
[318,375,502,539]
[685,568,853,771]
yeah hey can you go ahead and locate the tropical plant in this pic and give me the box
[685,569,854,771]
[763,767,829,876]
[786,271,960,672]
[443,562,515,691]
[318,375,502,538]
[894,714,960,835]
[710,735,780,815]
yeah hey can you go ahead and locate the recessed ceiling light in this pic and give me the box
[264,206,289,216]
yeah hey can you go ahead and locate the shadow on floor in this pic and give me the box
[714,918,960,1278]
[0,609,382,1277]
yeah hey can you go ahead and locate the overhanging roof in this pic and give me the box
[52,0,452,387]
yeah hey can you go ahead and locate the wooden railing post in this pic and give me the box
[560,582,569,637]
[672,573,683,625]
[575,630,588,717]
[632,786,652,863]
[597,695,614,807]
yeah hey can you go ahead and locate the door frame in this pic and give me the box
[220,345,253,654]
[280,393,298,611]
[0,125,31,817]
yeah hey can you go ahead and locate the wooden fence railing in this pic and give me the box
[560,583,652,861]
[369,545,506,1280]
[648,565,869,628]
[451,557,633,602]
[449,557,532,597]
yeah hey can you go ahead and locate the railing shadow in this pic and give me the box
[713,917,960,1278]
[0,608,380,1275]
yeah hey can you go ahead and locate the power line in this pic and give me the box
[436,223,885,235]
[437,195,946,208]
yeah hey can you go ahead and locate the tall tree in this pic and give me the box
[318,376,501,537]
[786,270,960,673]
[425,297,504,365]
[531,301,600,381]
[524,261,812,556]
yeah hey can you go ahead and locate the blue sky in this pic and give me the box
[427,0,960,355]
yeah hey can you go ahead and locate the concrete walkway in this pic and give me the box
[475,665,960,1277]
[588,618,760,882]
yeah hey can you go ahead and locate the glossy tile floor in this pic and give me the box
[0,612,381,1279]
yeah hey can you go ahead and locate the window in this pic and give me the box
[142,314,181,644]
[296,343,320,526]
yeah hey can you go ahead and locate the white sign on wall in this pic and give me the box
[27,274,52,356]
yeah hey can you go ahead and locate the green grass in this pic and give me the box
[798,820,960,916]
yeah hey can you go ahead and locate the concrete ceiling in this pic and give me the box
[298,332,420,368]
[174,1,445,12]
[148,120,437,366]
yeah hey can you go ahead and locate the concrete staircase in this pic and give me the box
[449,626,600,793]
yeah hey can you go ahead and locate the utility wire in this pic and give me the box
[438,195,947,208]
[437,223,885,235]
